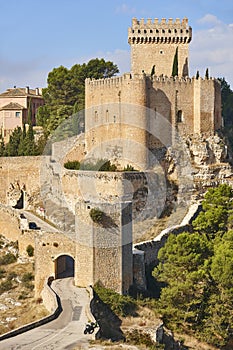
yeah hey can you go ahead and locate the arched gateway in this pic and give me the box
[55,255,75,279]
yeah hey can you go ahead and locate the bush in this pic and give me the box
[22,272,34,283]
[7,272,17,280]
[64,160,80,170]
[18,291,28,300]
[23,282,34,291]
[0,280,13,294]
[126,329,162,349]
[94,283,137,317]
[64,158,117,171]
[89,208,104,223]
[0,253,17,265]
[26,245,34,257]
[0,268,6,279]
[123,164,137,171]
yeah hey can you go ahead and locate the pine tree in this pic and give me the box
[172,47,178,77]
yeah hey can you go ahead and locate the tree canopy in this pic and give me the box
[153,184,233,347]
[37,58,119,134]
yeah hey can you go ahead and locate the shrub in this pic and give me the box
[89,208,104,223]
[26,244,34,257]
[94,283,137,317]
[23,282,34,291]
[0,268,6,279]
[126,329,162,349]
[123,164,137,171]
[18,291,28,300]
[0,280,13,294]
[0,252,17,265]
[64,158,117,171]
[7,272,17,281]
[64,160,80,170]
[22,272,34,283]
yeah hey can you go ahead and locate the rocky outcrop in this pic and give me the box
[164,133,233,196]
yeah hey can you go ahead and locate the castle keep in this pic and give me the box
[85,18,222,170]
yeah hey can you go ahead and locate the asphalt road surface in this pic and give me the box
[0,278,95,350]
[20,210,59,233]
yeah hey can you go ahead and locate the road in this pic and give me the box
[20,210,59,233]
[0,278,95,350]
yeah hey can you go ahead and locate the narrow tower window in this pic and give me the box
[177,110,183,123]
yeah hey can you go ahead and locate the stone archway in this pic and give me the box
[55,255,75,279]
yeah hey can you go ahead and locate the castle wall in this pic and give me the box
[85,74,149,169]
[0,206,21,242]
[0,156,42,206]
[34,232,75,297]
[61,170,166,228]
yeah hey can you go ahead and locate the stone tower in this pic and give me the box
[128,17,192,77]
[75,201,133,294]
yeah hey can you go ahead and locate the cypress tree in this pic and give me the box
[172,47,178,77]
[205,68,209,79]
[196,70,200,79]
[18,123,27,156]
[0,136,5,156]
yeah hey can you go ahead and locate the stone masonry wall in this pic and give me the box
[34,231,75,297]
[75,201,133,294]
[0,206,21,242]
[0,156,42,207]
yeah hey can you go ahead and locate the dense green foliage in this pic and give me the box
[0,125,41,157]
[64,158,117,171]
[89,208,104,223]
[0,252,17,265]
[153,184,233,347]
[37,58,119,134]
[220,78,233,127]
[94,283,137,317]
[26,245,34,257]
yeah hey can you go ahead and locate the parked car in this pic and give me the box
[29,222,40,230]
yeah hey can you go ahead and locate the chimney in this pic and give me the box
[35,87,39,95]
[25,86,29,94]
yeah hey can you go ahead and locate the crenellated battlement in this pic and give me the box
[85,72,146,87]
[86,73,219,88]
[128,17,192,44]
[151,75,219,84]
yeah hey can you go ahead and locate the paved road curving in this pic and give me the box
[0,278,95,350]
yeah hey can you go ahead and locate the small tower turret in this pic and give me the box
[128,17,192,77]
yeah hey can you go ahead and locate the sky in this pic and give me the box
[0,0,233,92]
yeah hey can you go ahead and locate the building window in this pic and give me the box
[15,112,20,117]
[160,50,164,54]
[177,110,183,123]
[106,110,109,123]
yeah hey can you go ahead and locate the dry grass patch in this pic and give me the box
[0,253,49,335]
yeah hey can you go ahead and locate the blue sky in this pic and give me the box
[1,0,233,91]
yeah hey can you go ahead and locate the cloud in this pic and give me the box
[197,14,221,26]
[115,3,136,15]
[190,15,233,88]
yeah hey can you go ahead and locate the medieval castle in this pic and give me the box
[0,18,228,301]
